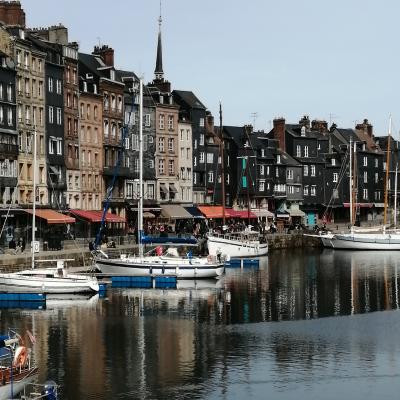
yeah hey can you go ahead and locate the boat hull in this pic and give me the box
[0,272,99,294]
[96,257,225,279]
[0,367,38,400]
[207,235,268,258]
[331,233,400,250]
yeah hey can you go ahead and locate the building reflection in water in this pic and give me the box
[0,250,399,399]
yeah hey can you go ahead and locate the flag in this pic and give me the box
[26,330,36,344]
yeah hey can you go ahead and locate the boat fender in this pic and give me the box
[13,346,28,368]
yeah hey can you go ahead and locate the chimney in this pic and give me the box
[311,119,328,133]
[205,111,214,133]
[299,115,310,129]
[0,1,25,27]
[273,118,286,151]
[355,118,373,138]
[93,45,114,67]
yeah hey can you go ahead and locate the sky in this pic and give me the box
[20,0,400,137]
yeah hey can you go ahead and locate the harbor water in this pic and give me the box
[2,248,400,399]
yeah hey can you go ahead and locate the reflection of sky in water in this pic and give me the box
[1,249,400,399]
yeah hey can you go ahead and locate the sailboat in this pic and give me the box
[207,107,268,258]
[0,129,99,294]
[94,79,225,279]
[327,117,400,250]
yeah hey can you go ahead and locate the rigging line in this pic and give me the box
[95,93,135,248]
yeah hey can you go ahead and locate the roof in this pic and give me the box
[278,150,301,166]
[173,90,206,109]
[25,209,75,224]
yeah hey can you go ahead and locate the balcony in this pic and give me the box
[0,143,18,157]
[103,166,133,178]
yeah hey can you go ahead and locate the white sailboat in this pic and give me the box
[328,117,400,250]
[0,129,99,294]
[207,106,268,258]
[94,79,225,279]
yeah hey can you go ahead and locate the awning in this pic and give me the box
[251,208,274,218]
[275,211,290,218]
[288,209,306,217]
[343,203,373,208]
[198,206,225,219]
[227,209,257,219]
[169,184,178,193]
[161,205,192,219]
[143,212,155,218]
[25,209,75,224]
[184,206,205,219]
[159,184,168,194]
[70,209,125,223]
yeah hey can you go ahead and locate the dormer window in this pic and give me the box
[301,126,306,136]
[110,70,115,80]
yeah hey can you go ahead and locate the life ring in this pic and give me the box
[13,346,28,368]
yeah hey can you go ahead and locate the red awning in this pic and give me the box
[226,209,257,219]
[70,210,125,223]
[198,206,226,219]
[25,209,75,224]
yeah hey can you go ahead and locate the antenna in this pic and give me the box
[250,112,258,130]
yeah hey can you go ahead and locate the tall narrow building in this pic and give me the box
[148,11,180,204]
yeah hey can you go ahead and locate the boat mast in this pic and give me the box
[395,162,398,227]
[349,137,353,226]
[31,127,37,269]
[384,116,392,228]
[219,102,225,225]
[138,79,144,258]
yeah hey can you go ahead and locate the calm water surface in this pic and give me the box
[2,248,400,399]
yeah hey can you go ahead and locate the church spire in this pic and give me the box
[154,0,164,81]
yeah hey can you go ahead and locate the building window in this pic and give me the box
[288,185,294,194]
[168,159,174,175]
[207,153,214,164]
[304,146,309,157]
[375,158,378,168]
[199,152,205,163]
[260,165,264,175]
[310,185,316,196]
[145,114,151,127]
[48,77,53,93]
[104,120,109,136]
[168,138,174,151]
[56,108,62,125]
[208,171,214,183]
[199,118,205,127]
[363,156,368,167]
[287,169,293,179]
[159,137,165,152]
[311,165,316,177]
[48,106,53,124]
[158,159,164,174]
[259,181,265,191]
[159,114,165,129]
[304,165,308,176]
[277,154,281,164]
[363,188,368,200]
[375,172,378,183]
[296,145,301,157]
[333,189,339,199]
[364,171,368,183]
[331,158,336,166]
[7,85,12,102]
[200,134,204,146]
[56,80,62,94]
[333,173,338,183]
[168,115,174,130]
[7,108,12,126]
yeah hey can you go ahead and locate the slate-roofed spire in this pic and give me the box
[154,0,164,81]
